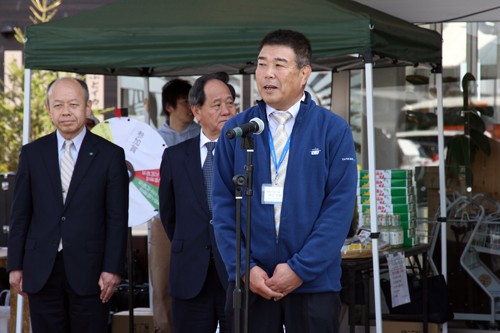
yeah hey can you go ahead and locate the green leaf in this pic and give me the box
[449,135,471,166]
[465,112,486,133]
[444,107,465,126]
[474,106,494,117]
[469,129,491,156]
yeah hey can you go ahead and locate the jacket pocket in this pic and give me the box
[86,241,105,253]
[170,239,183,253]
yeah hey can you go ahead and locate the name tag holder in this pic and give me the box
[262,184,283,204]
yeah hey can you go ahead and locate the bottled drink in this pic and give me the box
[391,214,403,248]
[378,214,389,243]
[395,215,405,247]
[360,214,371,233]
[387,215,398,248]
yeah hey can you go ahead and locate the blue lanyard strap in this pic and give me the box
[268,129,291,177]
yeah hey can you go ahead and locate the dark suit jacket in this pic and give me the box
[7,130,129,296]
[159,135,228,300]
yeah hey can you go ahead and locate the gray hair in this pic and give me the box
[188,72,235,109]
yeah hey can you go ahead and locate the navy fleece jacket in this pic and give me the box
[212,92,357,293]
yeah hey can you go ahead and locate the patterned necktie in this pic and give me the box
[270,111,291,235]
[203,141,216,213]
[61,140,74,204]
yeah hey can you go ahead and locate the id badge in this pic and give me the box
[262,184,283,204]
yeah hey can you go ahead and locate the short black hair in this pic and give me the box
[258,29,312,69]
[46,77,89,107]
[189,72,236,109]
[161,79,192,116]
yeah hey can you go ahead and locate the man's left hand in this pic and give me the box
[98,272,121,303]
[265,263,303,300]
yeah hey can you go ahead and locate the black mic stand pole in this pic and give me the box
[232,174,245,333]
[232,134,254,333]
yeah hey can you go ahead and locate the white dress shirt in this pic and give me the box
[265,92,305,137]
[199,130,218,168]
[56,127,86,167]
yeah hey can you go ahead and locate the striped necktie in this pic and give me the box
[61,140,74,204]
[203,141,216,214]
[270,111,291,235]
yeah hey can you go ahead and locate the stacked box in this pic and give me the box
[357,194,415,205]
[357,187,413,197]
[356,169,417,247]
[358,170,413,180]
[404,227,415,247]
[358,178,412,188]
[358,203,415,215]
[358,211,416,225]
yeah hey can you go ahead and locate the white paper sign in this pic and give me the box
[386,252,411,307]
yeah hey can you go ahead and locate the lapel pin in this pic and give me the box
[89,152,94,155]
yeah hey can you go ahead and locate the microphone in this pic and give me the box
[225,117,265,139]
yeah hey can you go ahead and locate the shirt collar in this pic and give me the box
[265,92,305,119]
[57,127,87,152]
[199,130,218,149]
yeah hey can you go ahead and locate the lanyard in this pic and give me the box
[268,129,291,179]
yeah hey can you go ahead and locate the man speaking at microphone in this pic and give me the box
[159,72,236,332]
[212,29,357,333]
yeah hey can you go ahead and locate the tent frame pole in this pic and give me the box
[17,67,32,333]
[436,69,448,333]
[143,77,150,124]
[22,68,32,145]
[364,52,383,333]
[142,76,155,313]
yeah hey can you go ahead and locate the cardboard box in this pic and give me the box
[358,203,414,214]
[112,308,154,333]
[357,187,414,197]
[357,195,415,205]
[382,321,442,333]
[358,178,412,188]
[359,169,413,180]
[357,213,416,228]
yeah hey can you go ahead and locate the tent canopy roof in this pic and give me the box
[24,0,442,76]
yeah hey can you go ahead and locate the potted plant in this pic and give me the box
[446,73,494,188]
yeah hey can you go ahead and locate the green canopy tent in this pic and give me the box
[20,1,445,332]
[23,0,441,75]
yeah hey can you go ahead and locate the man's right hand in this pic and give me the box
[9,270,27,297]
[242,266,283,300]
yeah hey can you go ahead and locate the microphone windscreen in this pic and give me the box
[250,117,265,135]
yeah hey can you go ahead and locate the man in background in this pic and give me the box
[157,78,201,146]
[151,78,201,332]
[213,30,357,333]
[159,72,236,332]
[8,77,129,332]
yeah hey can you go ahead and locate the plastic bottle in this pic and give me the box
[387,215,397,248]
[378,214,389,244]
[391,214,403,248]
[396,215,405,246]
[360,214,371,233]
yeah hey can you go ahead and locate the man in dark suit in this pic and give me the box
[8,77,129,333]
[159,72,236,333]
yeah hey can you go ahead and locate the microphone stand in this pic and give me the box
[232,133,254,333]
